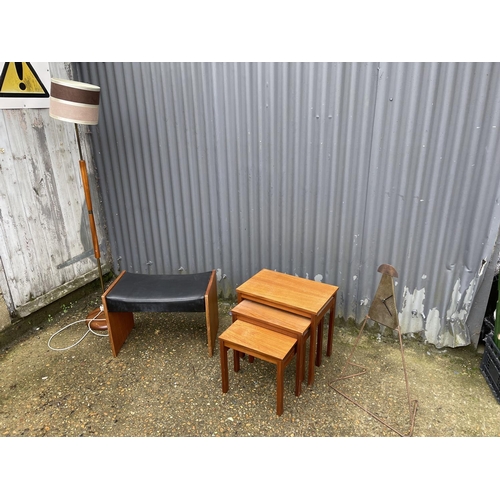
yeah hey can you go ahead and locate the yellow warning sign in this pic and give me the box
[0,62,49,98]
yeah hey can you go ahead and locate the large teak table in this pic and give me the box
[236,269,339,386]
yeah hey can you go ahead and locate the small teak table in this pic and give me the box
[219,320,298,416]
[236,269,338,386]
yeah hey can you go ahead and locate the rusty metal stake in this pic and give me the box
[329,315,418,437]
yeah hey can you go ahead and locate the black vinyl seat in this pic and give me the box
[105,271,212,313]
[102,270,219,357]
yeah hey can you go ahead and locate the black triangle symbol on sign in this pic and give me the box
[0,62,49,98]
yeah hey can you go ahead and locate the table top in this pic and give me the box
[236,269,338,317]
[220,320,297,358]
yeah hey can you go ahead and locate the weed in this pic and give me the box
[61,302,73,314]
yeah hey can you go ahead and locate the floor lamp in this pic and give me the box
[49,77,107,331]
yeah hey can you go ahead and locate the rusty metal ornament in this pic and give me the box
[368,264,399,329]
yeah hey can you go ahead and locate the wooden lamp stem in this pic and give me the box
[75,124,105,294]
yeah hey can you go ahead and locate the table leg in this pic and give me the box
[234,349,241,372]
[316,318,324,367]
[277,360,284,416]
[308,318,316,385]
[220,340,229,393]
[295,339,303,397]
[327,299,336,357]
[301,338,307,384]
[296,342,303,397]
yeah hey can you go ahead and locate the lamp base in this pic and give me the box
[86,307,108,331]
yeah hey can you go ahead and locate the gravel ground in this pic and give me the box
[1,279,499,437]
[1,278,499,495]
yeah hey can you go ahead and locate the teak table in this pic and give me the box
[236,269,338,386]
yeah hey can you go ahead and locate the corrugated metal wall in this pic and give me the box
[363,63,500,348]
[77,62,500,348]
[0,62,109,319]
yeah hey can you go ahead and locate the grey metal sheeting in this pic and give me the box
[77,62,500,348]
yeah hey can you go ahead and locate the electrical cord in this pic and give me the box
[47,306,108,351]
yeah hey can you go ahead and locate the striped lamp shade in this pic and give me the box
[49,77,100,125]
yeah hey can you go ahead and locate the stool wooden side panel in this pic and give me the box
[205,270,219,357]
[106,311,134,357]
[102,271,134,357]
